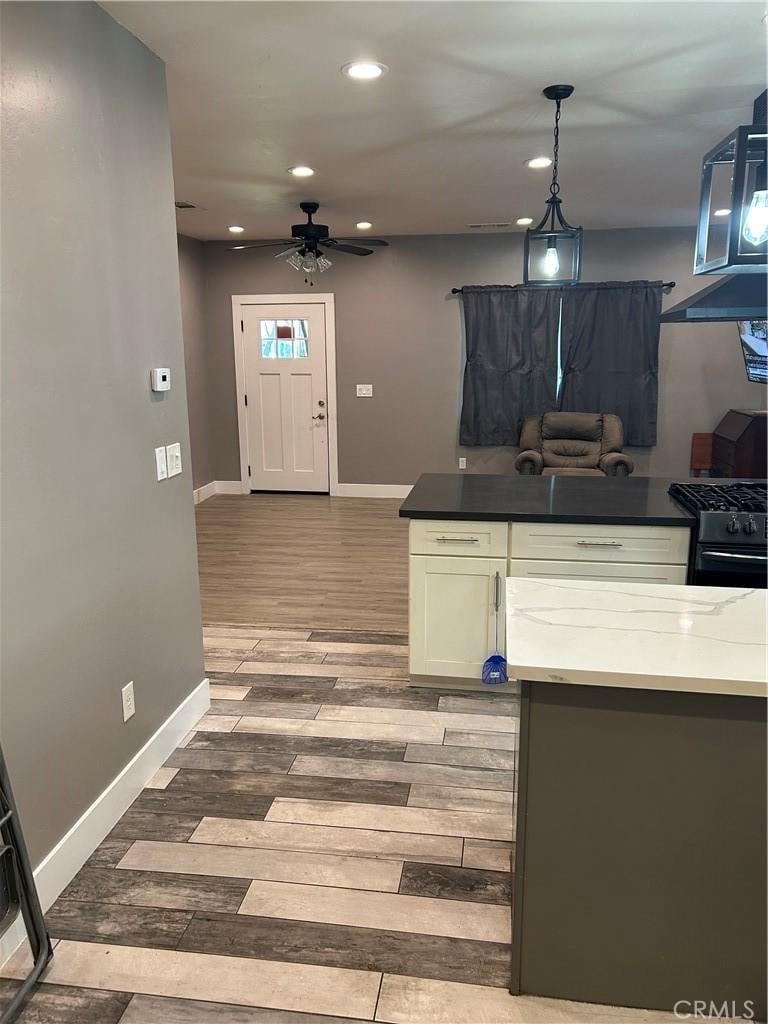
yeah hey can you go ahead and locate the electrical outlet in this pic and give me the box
[458,457,467,470]
[121,681,135,722]
[166,442,182,477]
[356,384,373,398]
[155,446,168,481]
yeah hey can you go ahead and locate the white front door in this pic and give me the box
[242,303,329,492]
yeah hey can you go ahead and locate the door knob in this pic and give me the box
[312,413,325,420]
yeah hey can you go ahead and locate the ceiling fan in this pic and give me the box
[228,201,388,282]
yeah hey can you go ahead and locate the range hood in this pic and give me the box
[659,273,767,323]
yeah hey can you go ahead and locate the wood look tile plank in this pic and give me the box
[404,743,516,771]
[146,768,179,790]
[0,979,131,1023]
[179,911,510,989]
[203,637,260,652]
[195,714,241,733]
[320,653,409,669]
[45,900,193,949]
[190,818,463,866]
[188,730,407,761]
[206,699,320,719]
[133,788,271,822]
[317,706,517,734]
[309,631,408,646]
[266,799,515,841]
[212,673,338,690]
[209,684,252,701]
[217,684,437,711]
[108,810,202,843]
[204,658,243,673]
[407,785,514,813]
[398,863,512,906]
[3,940,382,1020]
[239,880,510,943]
[235,662,409,680]
[61,866,250,914]
[437,695,520,717]
[120,993,364,1024]
[462,839,514,872]
[85,838,135,868]
[444,730,518,751]
[167,768,410,807]
[240,650,328,665]
[166,748,295,774]
[290,756,515,792]
[203,627,312,641]
[259,640,409,657]
[234,715,444,745]
[205,649,261,660]
[374,975,678,1023]
[119,840,402,892]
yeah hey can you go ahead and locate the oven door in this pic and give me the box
[695,546,768,588]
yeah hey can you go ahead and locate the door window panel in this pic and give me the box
[260,319,309,359]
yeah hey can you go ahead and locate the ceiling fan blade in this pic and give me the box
[321,240,374,256]
[272,245,300,258]
[334,238,389,247]
[227,239,296,251]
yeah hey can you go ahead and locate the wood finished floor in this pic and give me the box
[2,627,680,1023]
[195,494,408,631]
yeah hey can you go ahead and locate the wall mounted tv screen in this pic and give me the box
[738,320,768,384]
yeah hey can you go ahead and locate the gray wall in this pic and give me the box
[1,2,204,863]
[178,236,214,489]
[197,227,765,485]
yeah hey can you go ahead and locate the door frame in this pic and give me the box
[231,293,339,495]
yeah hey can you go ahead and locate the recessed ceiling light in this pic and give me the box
[356,221,373,230]
[289,165,315,178]
[526,156,552,169]
[713,208,732,217]
[516,217,534,226]
[228,225,245,233]
[342,62,388,80]
[231,245,247,250]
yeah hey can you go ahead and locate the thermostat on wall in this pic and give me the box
[151,368,171,392]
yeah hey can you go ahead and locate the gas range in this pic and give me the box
[668,482,767,587]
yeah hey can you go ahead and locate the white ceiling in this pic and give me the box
[103,1,766,241]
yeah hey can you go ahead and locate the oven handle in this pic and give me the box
[700,550,768,564]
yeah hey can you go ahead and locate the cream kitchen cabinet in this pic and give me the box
[507,558,687,585]
[409,553,506,680]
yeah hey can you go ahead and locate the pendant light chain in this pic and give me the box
[549,99,561,197]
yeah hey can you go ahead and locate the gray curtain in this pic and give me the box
[459,285,560,446]
[558,281,663,446]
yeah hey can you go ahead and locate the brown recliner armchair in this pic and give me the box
[515,412,634,477]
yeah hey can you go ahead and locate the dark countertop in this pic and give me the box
[399,474,699,527]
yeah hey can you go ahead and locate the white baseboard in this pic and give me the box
[0,677,210,966]
[193,480,245,503]
[332,483,413,499]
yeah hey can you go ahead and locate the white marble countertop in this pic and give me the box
[506,578,767,698]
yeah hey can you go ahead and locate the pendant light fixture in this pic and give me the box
[524,85,583,286]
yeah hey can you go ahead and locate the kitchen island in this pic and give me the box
[506,577,766,1018]
[400,474,695,690]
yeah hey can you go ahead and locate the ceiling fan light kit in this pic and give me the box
[227,201,389,284]
[524,84,583,287]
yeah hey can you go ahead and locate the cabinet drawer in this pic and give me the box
[509,522,690,565]
[508,558,687,585]
[409,520,507,558]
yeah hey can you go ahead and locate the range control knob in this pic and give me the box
[726,515,740,535]
[743,516,757,535]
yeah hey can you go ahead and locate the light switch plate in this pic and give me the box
[155,446,168,481]
[166,442,182,477]
[458,457,467,470]
[122,681,135,722]
[356,384,373,398]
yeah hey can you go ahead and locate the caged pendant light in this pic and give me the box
[524,85,583,286]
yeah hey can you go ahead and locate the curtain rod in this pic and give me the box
[451,281,676,295]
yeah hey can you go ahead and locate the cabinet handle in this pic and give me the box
[576,540,623,547]
[435,536,479,544]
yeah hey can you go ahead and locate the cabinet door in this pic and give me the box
[409,556,506,679]
[508,558,687,585]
